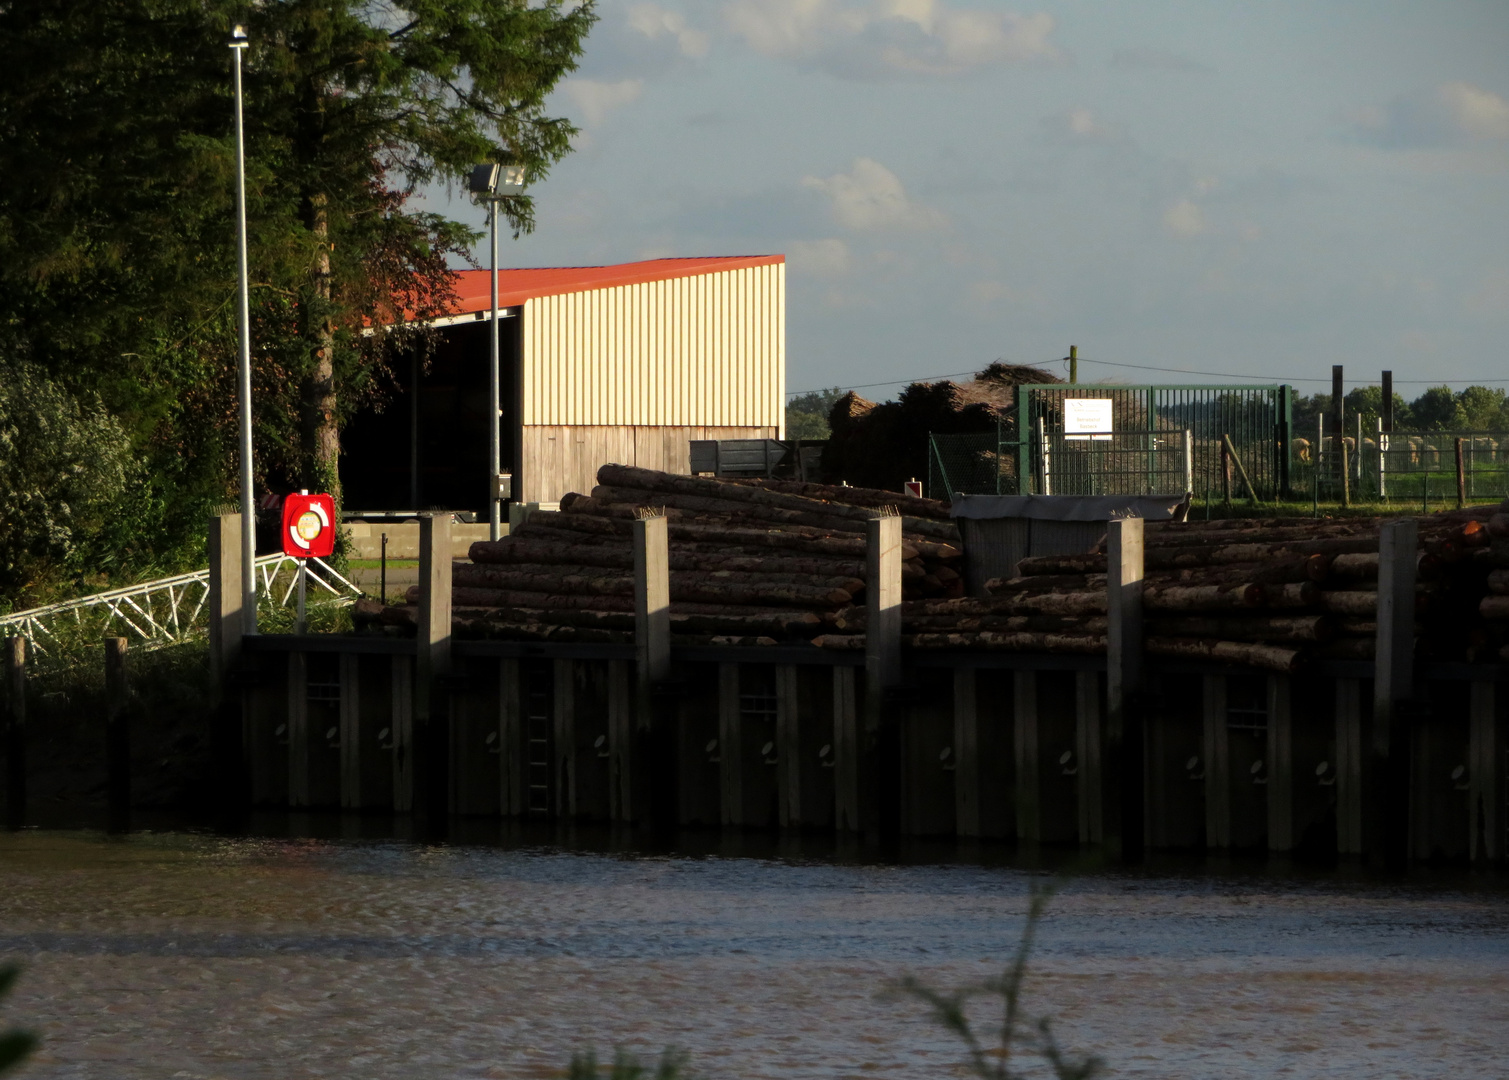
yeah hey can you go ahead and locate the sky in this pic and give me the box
[427,0,1509,401]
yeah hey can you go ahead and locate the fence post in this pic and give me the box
[415,512,452,830]
[3,636,25,829]
[1107,517,1145,862]
[1372,520,1418,866]
[1455,438,1466,509]
[207,513,244,818]
[105,638,131,832]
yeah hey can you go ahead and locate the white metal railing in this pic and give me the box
[0,554,361,653]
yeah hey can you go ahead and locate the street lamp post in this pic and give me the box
[230,25,256,633]
[467,163,525,541]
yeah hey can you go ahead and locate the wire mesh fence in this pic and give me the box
[1295,427,1509,507]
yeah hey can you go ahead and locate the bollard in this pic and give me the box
[1107,517,1145,861]
[104,638,131,832]
[415,512,452,828]
[3,636,25,829]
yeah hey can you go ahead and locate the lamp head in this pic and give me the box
[467,163,500,195]
[467,163,526,198]
[229,24,249,49]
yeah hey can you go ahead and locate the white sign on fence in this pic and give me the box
[1063,398,1113,441]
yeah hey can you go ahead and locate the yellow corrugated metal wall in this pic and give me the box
[520,262,785,430]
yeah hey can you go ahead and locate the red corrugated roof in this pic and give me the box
[447,255,783,315]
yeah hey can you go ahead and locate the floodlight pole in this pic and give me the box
[488,199,501,541]
[230,27,257,634]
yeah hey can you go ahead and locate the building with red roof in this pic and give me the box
[340,255,785,512]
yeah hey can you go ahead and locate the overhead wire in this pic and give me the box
[787,355,1509,396]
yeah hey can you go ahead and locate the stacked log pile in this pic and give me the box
[364,465,964,645]
[357,469,1509,670]
[928,503,1505,672]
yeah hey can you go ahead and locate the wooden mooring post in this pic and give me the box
[1373,519,1418,867]
[3,636,25,829]
[207,512,245,816]
[1107,517,1145,861]
[630,513,670,824]
[105,637,131,831]
[860,513,903,834]
[415,512,452,829]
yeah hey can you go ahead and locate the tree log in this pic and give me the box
[725,476,953,520]
[811,634,866,650]
[1319,591,1376,616]
[904,631,1106,653]
[1145,636,1303,672]
[1144,584,1265,610]
[1016,553,1105,576]
[1489,513,1509,540]
[1266,582,1320,608]
[1146,615,1331,643]
[1481,596,1509,619]
[1315,639,1376,661]
[597,464,961,540]
[470,537,877,578]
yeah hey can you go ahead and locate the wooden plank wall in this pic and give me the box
[520,424,777,503]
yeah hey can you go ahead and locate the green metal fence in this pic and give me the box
[928,383,1292,500]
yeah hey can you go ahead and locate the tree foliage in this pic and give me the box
[0,0,595,602]
[1293,385,1509,437]
[0,361,137,602]
[785,387,845,439]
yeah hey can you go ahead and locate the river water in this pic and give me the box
[1,824,1506,1079]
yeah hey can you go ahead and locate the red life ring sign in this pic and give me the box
[281,492,336,558]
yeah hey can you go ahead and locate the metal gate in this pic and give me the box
[1016,384,1290,500]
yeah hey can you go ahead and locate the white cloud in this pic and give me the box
[627,4,711,58]
[802,157,946,231]
[1349,81,1509,148]
[1162,199,1207,238]
[786,238,853,276]
[1109,47,1211,74]
[1465,268,1509,316]
[724,0,1060,79]
[1440,81,1509,141]
[565,79,644,127]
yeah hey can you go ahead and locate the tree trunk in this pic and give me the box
[300,190,340,499]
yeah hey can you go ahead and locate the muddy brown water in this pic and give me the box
[1,822,1506,1079]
